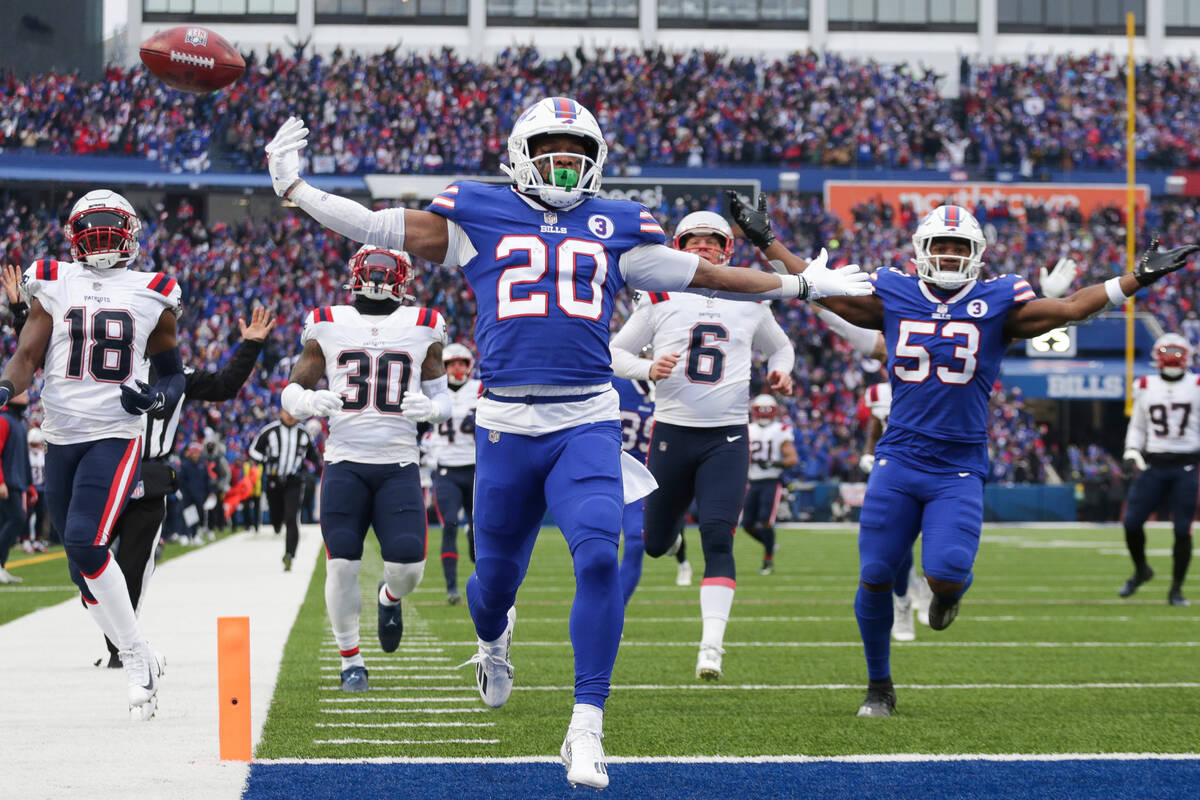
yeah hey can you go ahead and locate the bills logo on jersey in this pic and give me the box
[184,28,209,47]
[588,215,614,239]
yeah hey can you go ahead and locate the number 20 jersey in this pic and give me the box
[302,304,446,466]
[24,259,182,445]
[873,267,1035,477]
[425,181,666,387]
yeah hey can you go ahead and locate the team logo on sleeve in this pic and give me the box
[967,299,988,318]
[587,215,614,239]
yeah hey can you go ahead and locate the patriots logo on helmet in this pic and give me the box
[184,28,209,47]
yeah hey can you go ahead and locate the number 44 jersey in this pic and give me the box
[24,259,182,445]
[429,377,482,468]
[303,304,446,466]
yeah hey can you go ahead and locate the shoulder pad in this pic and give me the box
[308,307,335,326]
[33,259,60,281]
[147,272,178,298]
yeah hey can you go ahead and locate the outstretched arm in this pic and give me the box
[266,117,449,263]
[1004,243,1200,339]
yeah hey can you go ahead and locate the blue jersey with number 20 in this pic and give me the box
[426,182,666,388]
[873,268,1036,477]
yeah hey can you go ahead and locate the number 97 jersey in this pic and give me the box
[303,304,446,466]
[24,259,181,445]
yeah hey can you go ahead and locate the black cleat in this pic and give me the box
[1118,566,1154,598]
[927,593,960,631]
[340,665,369,692]
[377,580,403,652]
[1168,586,1190,607]
[856,678,896,718]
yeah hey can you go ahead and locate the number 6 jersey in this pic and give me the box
[303,304,446,466]
[24,259,182,445]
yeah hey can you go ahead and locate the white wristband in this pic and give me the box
[779,274,806,300]
[1104,277,1129,308]
[280,382,312,419]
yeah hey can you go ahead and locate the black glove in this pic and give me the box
[725,189,776,250]
[0,379,11,409]
[120,379,165,416]
[1134,237,1200,286]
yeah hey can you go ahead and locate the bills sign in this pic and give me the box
[823,180,1150,225]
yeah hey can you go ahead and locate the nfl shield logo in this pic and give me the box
[93,282,102,291]
[936,303,948,315]
[488,430,501,443]
[543,212,557,225]
[371,328,379,336]
[184,28,208,47]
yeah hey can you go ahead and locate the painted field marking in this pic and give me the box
[4,551,67,569]
[254,752,1200,765]
[316,722,495,728]
[319,707,490,715]
[321,696,479,703]
[314,738,499,745]
[424,639,1200,648]
[319,665,459,671]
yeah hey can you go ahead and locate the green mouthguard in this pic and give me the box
[551,168,580,189]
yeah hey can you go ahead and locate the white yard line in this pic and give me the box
[314,738,500,745]
[254,752,1200,765]
[1,525,325,800]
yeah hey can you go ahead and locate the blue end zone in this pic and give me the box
[245,759,1200,800]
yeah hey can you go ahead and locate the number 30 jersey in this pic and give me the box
[1125,373,1200,456]
[873,268,1035,476]
[24,259,181,445]
[428,378,481,467]
[302,304,446,466]
[611,292,793,427]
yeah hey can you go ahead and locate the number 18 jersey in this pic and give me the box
[873,268,1035,476]
[303,304,446,466]
[24,259,182,445]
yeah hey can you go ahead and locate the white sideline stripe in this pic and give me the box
[0,585,79,592]
[319,656,451,662]
[558,615,1200,624]
[431,640,1200,649]
[315,738,500,745]
[316,722,495,728]
[314,681,1200,693]
[320,707,489,715]
[255,752,1200,765]
[320,696,478,703]
[0,524,327,800]
[324,675,470,681]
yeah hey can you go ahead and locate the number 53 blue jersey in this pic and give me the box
[427,182,667,388]
[873,267,1036,477]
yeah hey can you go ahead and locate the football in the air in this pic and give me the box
[139,26,245,94]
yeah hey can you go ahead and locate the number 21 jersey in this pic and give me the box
[874,268,1035,476]
[24,259,181,445]
[303,304,446,466]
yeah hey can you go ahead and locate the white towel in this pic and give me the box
[620,451,658,504]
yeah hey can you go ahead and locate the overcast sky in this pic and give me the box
[105,0,128,38]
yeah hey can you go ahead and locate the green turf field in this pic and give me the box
[255,524,1199,759]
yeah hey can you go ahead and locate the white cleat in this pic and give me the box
[695,643,724,681]
[891,593,916,642]
[121,643,165,721]
[675,560,693,587]
[561,727,609,789]
[459,606,515,708]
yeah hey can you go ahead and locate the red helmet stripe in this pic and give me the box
[944,206,960,227]
[552,97,577,121]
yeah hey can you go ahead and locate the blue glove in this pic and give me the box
[120,380,165,416]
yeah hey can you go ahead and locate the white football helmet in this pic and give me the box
[912,205,986,290]
[1152,333,1192,379]
[443,342,475,387]
[673,211,734,265]
[502,96,607,209]
[750,394,778,426]
[68,189,141,269]
[344,246,414,301]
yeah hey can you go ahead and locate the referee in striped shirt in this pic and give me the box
[248,409,319,571]
[94,307,274,668]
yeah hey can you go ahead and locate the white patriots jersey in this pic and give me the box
[303,304,446,466]
[1125,373,1200,455]
[622,292,789,427]
[748,420,793,480]
[24,259,181,445]
[865,381,892,423]
[429,378,480,467]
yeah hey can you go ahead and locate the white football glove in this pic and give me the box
[400,392,435,422]
[1122,448,1147,472]
[281,384,342,419]
[265,116,309,198]
[802,248,874,301]
[1039,257,1078,299]
[307,390,344,417]
[859,453,876,473]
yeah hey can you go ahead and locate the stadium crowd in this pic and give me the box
[2,179,1172,528]
[7,47,1200,173]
